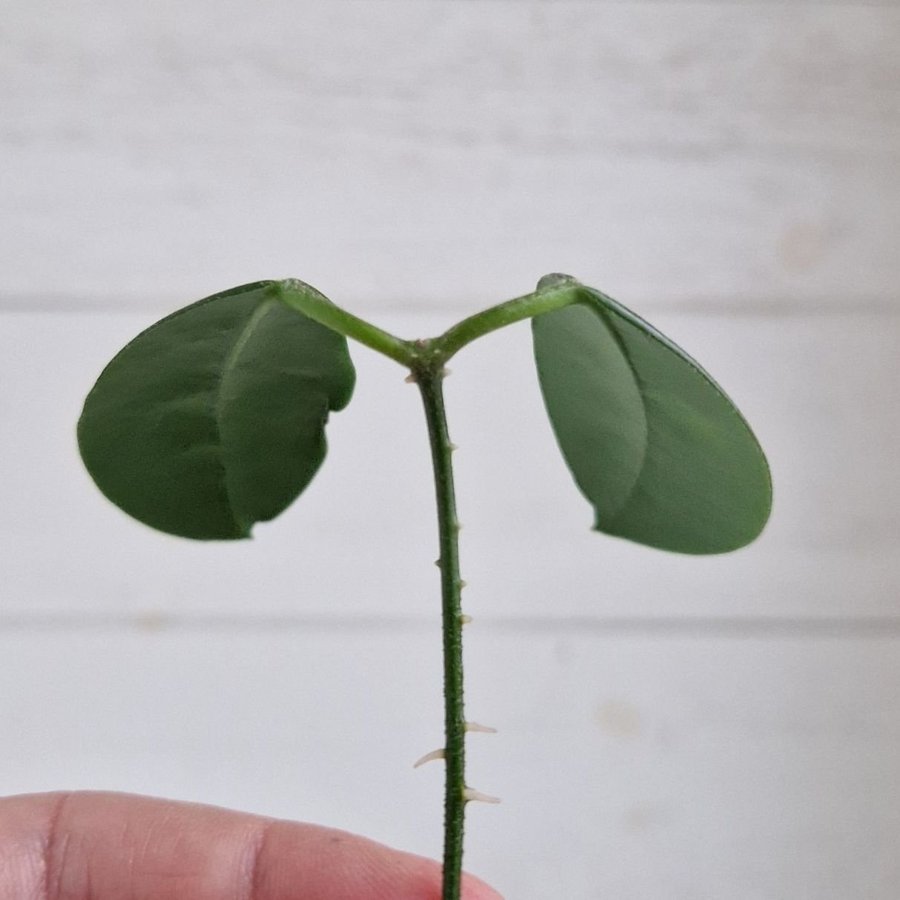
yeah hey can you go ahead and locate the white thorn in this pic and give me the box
[449,442,459,452]
[454,521,462,532]
[466,721,497,734]
[413,748,446,769]
[441,367,452,377]
[460,614,473,625]
[459,579,467,589]
[463,787,501,804]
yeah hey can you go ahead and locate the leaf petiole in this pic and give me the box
[432,274,582,363]
[278,278,417,367]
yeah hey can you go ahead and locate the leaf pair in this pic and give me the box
[78,277,771,553]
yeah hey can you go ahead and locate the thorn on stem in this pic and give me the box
[465,722,498,734]
[460,614,473,625]
[435,558,442,568]
[463,787,501,804]
[413,748,446,769]
[404,372,417,384]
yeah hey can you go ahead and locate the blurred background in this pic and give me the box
[2,2,899,897]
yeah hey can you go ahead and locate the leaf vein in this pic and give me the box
[211,296,278,535]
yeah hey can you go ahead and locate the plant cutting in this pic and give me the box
[78,272,771,899]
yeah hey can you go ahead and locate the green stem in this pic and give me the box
[416,366,467,900]
[278,278,416,367]
[434,276,581,363]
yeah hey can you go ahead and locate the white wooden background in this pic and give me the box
[2,2,899,897]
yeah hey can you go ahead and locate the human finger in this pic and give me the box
[0,791,503,900]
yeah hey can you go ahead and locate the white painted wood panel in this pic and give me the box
[3,6,898,899]
[2,2,897,308]
[3,629,900,899]
[3,308,898,621]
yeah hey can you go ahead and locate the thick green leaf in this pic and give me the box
[78,280,355,540]
[532,281,771,554]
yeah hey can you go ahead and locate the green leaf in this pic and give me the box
[531,281,771,554]
[78,280,355,540]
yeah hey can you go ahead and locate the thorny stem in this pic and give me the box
[415,363,467,900]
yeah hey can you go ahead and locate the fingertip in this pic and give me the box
[250,816,505,899]
[461,872,506,900]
